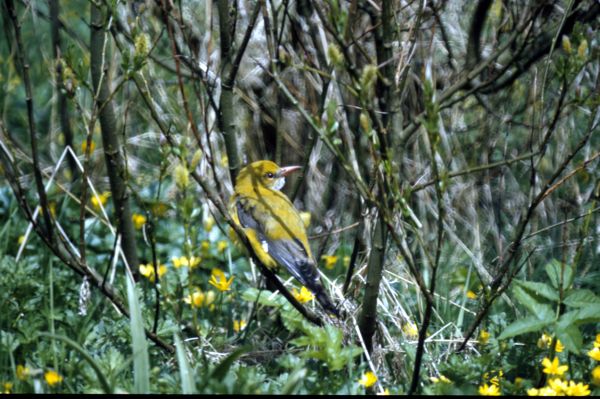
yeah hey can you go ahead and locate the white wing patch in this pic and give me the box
[261,240,269,254]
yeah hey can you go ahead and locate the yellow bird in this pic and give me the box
[229,160,339,316]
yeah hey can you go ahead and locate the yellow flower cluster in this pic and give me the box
[588,334,600,361]
[479,383,500,396]
[430,375,452,384]
[527,356,590,396]
[479,370,503,396]
[91,191,110,211]
[233,320,247,333]
[537,332,564,352]
[172,255,201,269]
[184,289,215,309]
[139,263,167,283]
[208,268,234,292]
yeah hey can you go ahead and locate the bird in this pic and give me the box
[229,160,339,316]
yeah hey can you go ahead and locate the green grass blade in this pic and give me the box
[174,333,196,394]
[126,274,150,393]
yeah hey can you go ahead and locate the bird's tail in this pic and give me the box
[313,286,340,317]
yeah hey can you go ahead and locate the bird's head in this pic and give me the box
[236,160,301,191]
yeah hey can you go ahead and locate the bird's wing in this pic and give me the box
[235,197,320,289]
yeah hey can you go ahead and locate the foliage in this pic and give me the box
[0,0,599,395]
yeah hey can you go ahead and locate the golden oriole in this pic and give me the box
[229,160,339,316]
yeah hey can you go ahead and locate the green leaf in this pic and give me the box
[174,333,196,394]
[241,288,284,308]
[563,289,600,307]
[210,346,250,380]
[126,274,150,394]
[498,316,553,340]
[555,324,583,354]
[572,304,600,324]
[544,259,573,290]
[281,367,307,395]
[514,280,559,302]
[38,332,112,394]
[512,285,553,321]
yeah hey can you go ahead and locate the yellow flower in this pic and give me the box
[139,263,167,283]
[377,388,390,396]
[403,322,419,339]
[467,290,477,299]
[18,235,25,245]
[16,365,29,380]
[528,386,558,396]
[358,371,377,388]
[81,140,95,154]
[478,383,500,396]
[91,191,110,211]
[588,347,600,361]
[479,330,490,345]
[565,381,590,396]
[2,382,12,394]
[220,155,228,168]
[548,378,568,394]
[132,213,146,230]
[203,216,215,232]
[209,268,234,292]
[430,375,452,384]
[171,256,201,269]
[233,320,247,332]
[321,255,338,270]
[217,240,229,254]
[299,211,311,228]
[44,370,63,386]
[292,286,314,304]
[591,365,600,386]
[184,290,206,308]
[542,357,568,376]
[537,333,564,352]
[595,334,600,348]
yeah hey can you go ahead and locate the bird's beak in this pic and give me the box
[278,165,302,177]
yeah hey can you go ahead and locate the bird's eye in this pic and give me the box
[265,172,274,179]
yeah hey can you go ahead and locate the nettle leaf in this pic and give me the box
[545,259,574,290]
[514,280,559,302]
[498,316,553,340]
[563,289,600,308]
[512,285,554,320]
